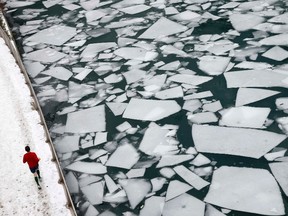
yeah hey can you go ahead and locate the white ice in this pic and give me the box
[156,155,194,168]
[259,34,288,46]
[123,98,181,121]
[139,196,165,216]
[42,67,73,81]
[139,17,188,39]
[81,42,117,58]
[198,56,230,76]
[219,106,270,128]
[65,161,107,174]
[122,69,146,84]
[114,47,158,61]
[25,25,77,46]
[119,178,152,209]
[192,124,286,159]
[173,165,210,190]
[262,46,288,61]
[81,181,104,205]
[65,105,106,133]
[236,88,280,107]
[168,74,212,85]
[25,47,67,63]
[118,4,151,14]
[269,162,288,196]
[24,61,45,78]
[105,143,140,169]
[162,193,205,216]
[166,180,193,201]
[106,102,127,116]
[205,204,226,216]
[54,135,80,153]
[204,166,285,215]
[155,86,183,100]
[188,112,218,124]
[224,70,288,88]
[229,13,265,31]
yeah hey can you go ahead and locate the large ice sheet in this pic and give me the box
[198,56,230,76]
[139,196,165,216]
[229,13,265,31]
[65,105,106,133]
[123,98,181,121]
[24,61,45,78]
[262,46,288,61]
[65,161,107,174]
[269,162,288,196]
[168,74,212,85]
[81,181,104,205]
[155,86,183,99]
[192,125,286,159]
[236,88,280,106]
[81,43,117,58]
[25,25,77,46]
[204,166,285,215]
[166,180,193,201]
[42,67,73,81]
[162,193,205,216]
[224,70,288,88]
[122,69,146,84]
[259,34,288,46]
[114,47,158,61]
[139,17,187,39]
[219,106,270,128]
[139,124,170,156]
[25,48,66,63]
[119,178,152,209]
[173,165,209,190]
[54,135,80,153]
[106,143,140,169]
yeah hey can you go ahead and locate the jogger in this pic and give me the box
[23,146,42,189]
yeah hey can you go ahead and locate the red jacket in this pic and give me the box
[23,152,39,168]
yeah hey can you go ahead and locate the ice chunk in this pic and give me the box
[156,155,194,168]
[202,101,222,112]
[42,0,61,8]
[74,69,92,81]
[192,125,286,159]
[104,174,119,194]
[158,61,181,71]
[168,74,212,85]
[104,74,122,84]
[205,204,226,216]
[85,10,107,23]
[81,181,104,205]
[24,61,45,78]
[262,46,288,61]
[161,45,189,57]
[89,149,107,160]
[25,48,66,63]
[119,178,152,209]
[269,13,288,24]
[171,11,201,21]
[198,56,230,76]
[236,88,280,107]
[7,1,36,8]
[119,4,151,14]
[111,0,145,9]
[183,100,202,112]
[190,154,211,167]
[65,161,107,174]
[204,166,285,215]
[123,98,181,121]
[139,196,165,216]
[219,106,270,128]
[224,70,288,88]
[229,14,265,32]
[98,210,117,216]
[65,40,86,47]
[85,205,99,216]
[184,91,213,100]
[80,0,99,10]
[66,172,79,194]
[122,69,146,84]
[68,82,96,102]
[155,86,183,100]
[165,7,179,15]
[81,43,117,58]
[139,17,187,39]
[259,34,288,45]
[114,47,158,61]
[188,112,218,124]
[42,67,73,81]
[173,165,209,190]
[54,135,79,153]
[162,193,205,216]
[106,102,127,116]
[166,180,193,201]
[126,168,145,178]
[116,121,132,132]
[106,143,140,169]
[269,162,288,196]
[265,149,287,161]
[65,105,106,133]
[235,61,272,70]
[25,25,77,46]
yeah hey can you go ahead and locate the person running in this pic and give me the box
[23,146,42,189]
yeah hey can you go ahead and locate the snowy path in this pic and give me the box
[0,38,72,216]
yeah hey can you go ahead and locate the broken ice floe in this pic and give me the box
[192,124,286,159]
[25,48,67,63]
[205,166,285,215]
[123,98,181,121]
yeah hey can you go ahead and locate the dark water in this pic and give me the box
[4,0,288,215]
